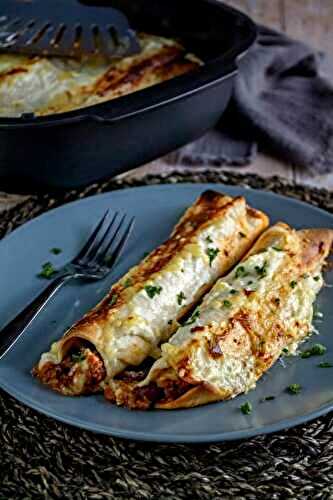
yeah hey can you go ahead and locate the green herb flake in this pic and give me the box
[301,343,326,358]
[38,262,57,279]
[318,362,333,368]
[313,275,320,282]
[205,235,213,243]
[282,347,289,354]
[50,247,62,255]
[310,343,326,355]
[240,401,252,415]
[274,297,281,306]
[290,280,297,289]
[239,232,247,238]
[72,351,85,363]
[206,247,220,267]
[177,291,186,306]
[272,246,283,252]
[145,285,163,299]
[123,278,133,288]
[109,293,118,307]
[301,273,309,279]
[167,320,173,325]
[235,266,248,279]
[230,289,238,295]
[183,309,200,327]
[255,261,268,279]
[287,383,302,395]
[223,300,232,308]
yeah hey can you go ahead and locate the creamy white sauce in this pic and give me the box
[160,247,323,393]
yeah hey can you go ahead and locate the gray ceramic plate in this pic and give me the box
[0,184,332,443]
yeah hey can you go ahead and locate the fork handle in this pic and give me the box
[0,274,72,360]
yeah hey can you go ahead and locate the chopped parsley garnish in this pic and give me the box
[230,289,238,295]
[240,401,252,415]
[235,266,248,279]
[247,281,253,286]
[223,300,232,308]
[183,309,200,326]
[263,396,275,401]
[255,261,268,279]
[313,275,320,281]
[290,280,297,289]
[145,285,162,299]
[123,278,132,288]
[38,262,57,279]
[282,347,289,354]
[205,235,213,243]
[274,297,281,306]
[300,343,326,358]
[72,351,85,363]
[239,232,247,238]
[318,362,333,368]
[177,291,186,306]
[272,246,283,252]
[50,247,62,255]
[206,247,220,267]
[109,293,118,307]
[287,384,302,395]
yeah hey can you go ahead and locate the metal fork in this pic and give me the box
[0,210,135,359]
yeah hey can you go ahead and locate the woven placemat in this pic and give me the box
[1,170,333,500]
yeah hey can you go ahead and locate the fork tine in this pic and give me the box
[101,216,135,267]
[73,210,109,263]
[85,211,118,262]
[96,213,126,263]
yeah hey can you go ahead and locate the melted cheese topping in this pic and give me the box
[0,34,200,117]
[157,247,323,395]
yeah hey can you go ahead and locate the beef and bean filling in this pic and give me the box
[34,344,106,396]
[104,362,191,410]
[36,346,191,407]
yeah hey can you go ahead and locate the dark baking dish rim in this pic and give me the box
[0,1,256,129]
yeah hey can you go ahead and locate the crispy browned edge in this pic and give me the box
[155,225,333,410]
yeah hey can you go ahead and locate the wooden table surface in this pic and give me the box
[0,0,332,212]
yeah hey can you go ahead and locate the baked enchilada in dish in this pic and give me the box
[0,33,201,117]
[33,190,268,396]
[105,223,333,409]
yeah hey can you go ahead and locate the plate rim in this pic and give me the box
[1,182,333,443]
[2,183,333,246]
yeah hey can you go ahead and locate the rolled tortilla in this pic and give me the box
[106,223,333,409]
[33,190,268,395]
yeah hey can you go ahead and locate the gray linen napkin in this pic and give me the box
[166,25,333,174]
